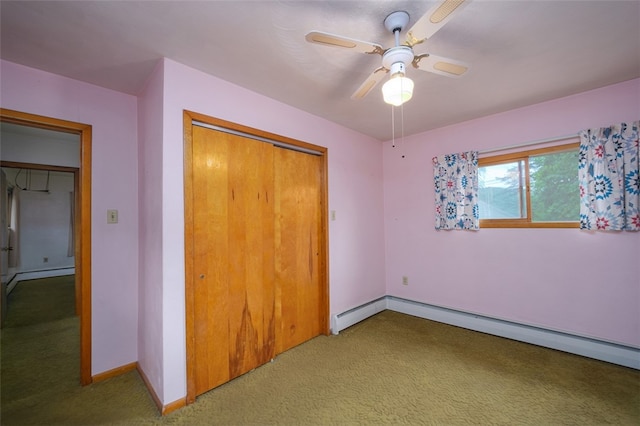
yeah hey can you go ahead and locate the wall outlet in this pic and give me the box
[43,257,48,263]
[402,276,409,285]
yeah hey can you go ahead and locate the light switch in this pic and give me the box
[331,210,336,221]
[107,209,118,224]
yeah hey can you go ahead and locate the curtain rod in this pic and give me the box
[479,133,579,155]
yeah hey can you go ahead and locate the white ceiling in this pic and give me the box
[1,1,639,141]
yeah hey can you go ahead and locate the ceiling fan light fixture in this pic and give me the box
[382,64,414,106]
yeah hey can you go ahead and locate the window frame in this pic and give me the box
[478,142,580,229]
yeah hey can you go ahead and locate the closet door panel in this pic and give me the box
[275,148,325,353]
[192,126,231,395]
[192,127,276,395]
[227,135,276,378]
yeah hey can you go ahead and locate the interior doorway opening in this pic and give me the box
[0,108,92,385]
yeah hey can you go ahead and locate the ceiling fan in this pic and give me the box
[305,0,471,106]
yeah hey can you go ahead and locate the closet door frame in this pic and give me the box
[183,110,329,404]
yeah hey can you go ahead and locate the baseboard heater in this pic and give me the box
[331,296,640,370]
[7,267,75,294]
[330,298,387,334]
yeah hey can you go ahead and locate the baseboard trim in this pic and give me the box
[332,296,640,370]
[136,363,186,416]
[162,397,187,416]
[92,362,137,383]
[136,363,163,414]
[89,360,186,416]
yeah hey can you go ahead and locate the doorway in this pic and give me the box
[1,166,78,306]
[183,111,330,403]
[0,108,92,385]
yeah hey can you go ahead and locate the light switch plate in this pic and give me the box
[107,209,118,224]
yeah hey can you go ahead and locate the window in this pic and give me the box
[478,142,580,228]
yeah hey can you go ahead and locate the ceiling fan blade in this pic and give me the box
[405,0,470,47]
[412,54,469,78]
[305,31,384,55]
[351,67,388,100]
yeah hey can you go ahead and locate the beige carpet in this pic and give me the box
[2,277,639,425]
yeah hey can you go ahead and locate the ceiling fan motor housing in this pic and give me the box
[383,46,414,75]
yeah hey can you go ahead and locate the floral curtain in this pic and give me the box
[578,120,639,231]
[433,151,479,230]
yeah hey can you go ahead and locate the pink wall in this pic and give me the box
[137,60,165,398]
[158,59,386,403]
[384,78,640,347]
[0,60,140,374]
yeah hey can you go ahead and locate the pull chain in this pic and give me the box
[390,105,405,158]
[391,104,395,148]
[400,101,405,158]
[389,78,406,158]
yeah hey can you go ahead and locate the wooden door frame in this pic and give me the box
[183,110,330,404]
[0,108,92,386]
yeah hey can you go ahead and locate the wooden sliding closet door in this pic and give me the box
[192,126,275,396]
[274,148,326,353]
[187,115,329,400]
